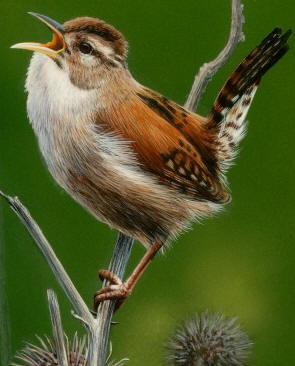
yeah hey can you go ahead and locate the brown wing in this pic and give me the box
[96,87,229,203]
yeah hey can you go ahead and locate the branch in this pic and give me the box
[0,190,93,326]
[184,0,244,111]
[95,233,134,366]
[0,190,132,366]
[0,191,101,366]
[47,290,69,366]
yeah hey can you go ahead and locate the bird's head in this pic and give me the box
[12,13,129,89]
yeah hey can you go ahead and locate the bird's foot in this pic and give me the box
[94,241,164,312]
[93,269,131,312]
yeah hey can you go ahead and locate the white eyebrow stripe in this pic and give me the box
[96,43,114,57]
[67,33,115,58]
[85,35,114,57]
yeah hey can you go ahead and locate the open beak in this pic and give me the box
[11,12,66,59]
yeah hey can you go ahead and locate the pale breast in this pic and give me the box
[26,53,98,184]
[24,53,216,246]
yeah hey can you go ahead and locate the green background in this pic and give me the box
[0,0,294,365]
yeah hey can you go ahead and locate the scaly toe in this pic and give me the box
[93,283,130,311]
[98,269,122,285]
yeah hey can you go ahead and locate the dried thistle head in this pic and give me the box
[166,312,252,366]
[12,333,128,366]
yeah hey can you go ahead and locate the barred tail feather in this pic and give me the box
[208,27,291,166]
[217,85,258,165]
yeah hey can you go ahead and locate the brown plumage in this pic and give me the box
[12,13,291,310]
[98,88,229,203]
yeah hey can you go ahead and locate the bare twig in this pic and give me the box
[0,190,93,326]
[184,0,244,111]
[95,233,134,366]
[0,190,99,366]
[47,290,69,366]
[0,190,132,366]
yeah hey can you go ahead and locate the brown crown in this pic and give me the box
[64,17,128,57]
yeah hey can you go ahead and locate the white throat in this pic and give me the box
[26,53,99,133]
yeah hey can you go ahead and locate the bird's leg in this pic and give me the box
[94,241,163,312]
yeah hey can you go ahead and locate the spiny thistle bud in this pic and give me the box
[12,333,128,366]
[166,312,252,366]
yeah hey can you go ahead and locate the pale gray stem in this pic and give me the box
[47,290,69,366]
[0,190,93,326]
[0,190,132,366]
[75,232,133,366]
[184,0,245,111]
[96,232,134,366]
[0,190,99,366]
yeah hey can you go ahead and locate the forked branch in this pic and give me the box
[184,0,244,111]
[0,191,99,366]
[0,190,93,325]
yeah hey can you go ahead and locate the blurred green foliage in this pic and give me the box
[0,1,294,365]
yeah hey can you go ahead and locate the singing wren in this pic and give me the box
[12,13,291,310]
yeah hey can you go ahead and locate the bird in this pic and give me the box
[12,12,291,311]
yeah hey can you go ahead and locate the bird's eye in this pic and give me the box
[79,42,93,54]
